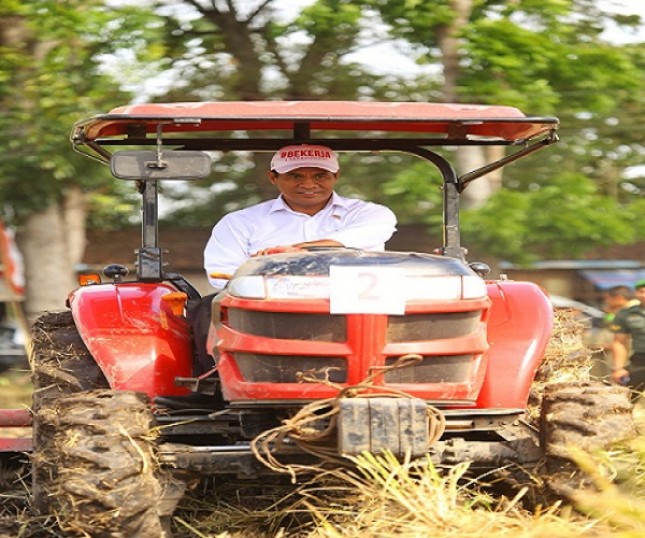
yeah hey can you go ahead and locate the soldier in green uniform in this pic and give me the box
[610,279,645,391]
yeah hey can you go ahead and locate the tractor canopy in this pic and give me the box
[70,100,559,263]
[71,100,558,159]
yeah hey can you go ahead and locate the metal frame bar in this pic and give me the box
[73,126,558,270]
[77,135,546,155]
[459,131,559,187]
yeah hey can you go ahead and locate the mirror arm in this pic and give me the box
[147,124,168,170]
[136,180,163,280]
[458,131,558,188]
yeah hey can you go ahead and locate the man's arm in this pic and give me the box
[253,239,343,257]
[204,215,250,288]
[610,333,630,383]
[323,203,397,249]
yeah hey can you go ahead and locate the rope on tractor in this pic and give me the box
[250,354,447,481]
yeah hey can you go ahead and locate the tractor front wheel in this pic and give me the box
[30,311,168,535]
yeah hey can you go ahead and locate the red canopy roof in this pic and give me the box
[72,101,558,144]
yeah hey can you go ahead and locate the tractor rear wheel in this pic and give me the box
[31,310,108,400]
[539,381,635,498]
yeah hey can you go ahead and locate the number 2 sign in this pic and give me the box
[329,266,406,315]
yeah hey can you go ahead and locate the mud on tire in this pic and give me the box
[30,311,167,536]
[33,390,165,537]
[539,381,635,498]
[31,311,109,511]
[31,310,108,401]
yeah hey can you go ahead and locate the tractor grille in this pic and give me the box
[383,355,473,383]
[387,311,481,342]
[224,308,483,389]
[228,309,346,341]
[234,353,347,383]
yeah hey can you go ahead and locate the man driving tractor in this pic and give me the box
[191,143,398,372]
[204,143,397,288]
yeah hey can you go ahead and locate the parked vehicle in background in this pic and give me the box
[0,321,27,373]
[549,294,604,321]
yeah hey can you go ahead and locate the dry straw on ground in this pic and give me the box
[174,450,617,538]
[526,309,595,424]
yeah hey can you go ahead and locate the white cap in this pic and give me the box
[270,144,339,173]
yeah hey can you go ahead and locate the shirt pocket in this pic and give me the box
[626,315,645,331]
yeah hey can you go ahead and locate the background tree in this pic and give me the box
[146,0,643,264]
[463,173,644,264]
[0,0,156,316]
[147,0,420,223]
[357,0,644,260]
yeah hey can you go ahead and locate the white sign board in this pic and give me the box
[329,266,405,315]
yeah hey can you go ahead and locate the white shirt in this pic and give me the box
[204,192,397,288]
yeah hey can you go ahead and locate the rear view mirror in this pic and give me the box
[110,150,211,181]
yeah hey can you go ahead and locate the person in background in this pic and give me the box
[191,144,398,373]
[603,286,638,325]
[610,279,645,392]
[585,285,637,378]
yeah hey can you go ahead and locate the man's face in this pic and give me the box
[636,286,645,305]
[604,293,628,311]
[269,167,339,215]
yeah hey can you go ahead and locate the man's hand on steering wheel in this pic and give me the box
[252,245,304,256]
[252,239,344,257]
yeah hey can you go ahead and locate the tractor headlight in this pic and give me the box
[227,275,329,299]
[227,275,266,299]
[404,274,487,300]
[461,275,488,299]
[228,273,487,301]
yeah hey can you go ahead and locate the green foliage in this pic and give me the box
[458,18,564,109]
[462,172,639,264]
[297,0,363,38]
[359,0,454,46]
[381,161,444,226]
[356,0,644,259]
[0,0,141,224]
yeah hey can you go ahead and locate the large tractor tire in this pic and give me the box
[539,381,635,498]
[30,311,168,536]
[31,311,109,512]
[34,390,166,537]
[31,310,108,402]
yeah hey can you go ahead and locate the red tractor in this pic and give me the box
[0,101,635,536]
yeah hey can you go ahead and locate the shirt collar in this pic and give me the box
[268,191,348,214]
[329,191,351,209]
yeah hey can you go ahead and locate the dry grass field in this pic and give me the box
[0,368,31,409]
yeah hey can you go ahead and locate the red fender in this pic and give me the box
[68,282,192,399]
[476,281,553,409]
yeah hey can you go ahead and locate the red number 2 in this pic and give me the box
[358,272,379,301]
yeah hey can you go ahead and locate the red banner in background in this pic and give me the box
[0,221,25,297]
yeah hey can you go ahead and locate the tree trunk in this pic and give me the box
[437,0,501,209]
[456,146,489,210]
[64,186,88,267]
[17,198,83,320]
[437,0,471,102]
